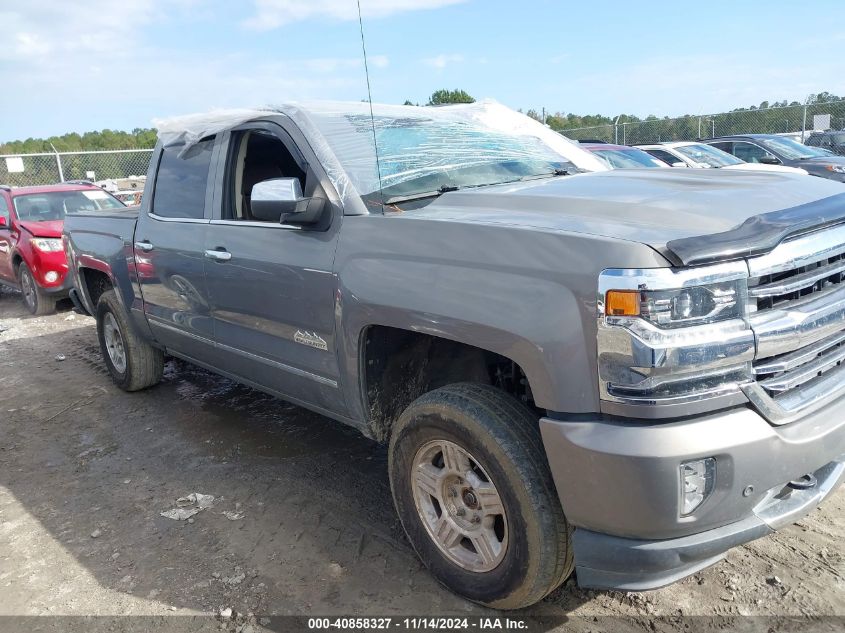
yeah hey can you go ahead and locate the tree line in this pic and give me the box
[528,92,845,142]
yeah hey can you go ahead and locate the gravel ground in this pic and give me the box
[0,290,843,632]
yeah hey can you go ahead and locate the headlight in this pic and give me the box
[825,164,845,174]
[606,280,742,328]
[31,238,63,252]
[597,263,754,416]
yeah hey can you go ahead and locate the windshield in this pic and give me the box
[13,189,124,222]
[592,148,667,169]
[323,113,575,199]
[673,143,743,167]
[296,101,609,202]
[760,136,833,160]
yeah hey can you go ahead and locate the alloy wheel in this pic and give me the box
[411,439,508,572]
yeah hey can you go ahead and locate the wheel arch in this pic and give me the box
[357,322,542,443]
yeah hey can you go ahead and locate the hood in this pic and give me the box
[17,220,63,238]
[799,156,845,166]
[404,168,845,265]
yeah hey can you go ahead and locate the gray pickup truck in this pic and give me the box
[63,101,845,609]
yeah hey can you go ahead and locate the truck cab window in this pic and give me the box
[0,196,9,224]
[227,130,306,222]
[152,139,214,219]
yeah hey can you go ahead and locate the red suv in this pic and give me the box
[0,183,125,314]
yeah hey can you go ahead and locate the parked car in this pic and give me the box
[0,183,125,314]
[581,143,670,169]
[64,101,845,609]
[112,190,143,206]
[703,134,845,182]
[806,130,845,156]
[638,141,809,175]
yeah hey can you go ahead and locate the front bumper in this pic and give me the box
[540,399,845,590]
[41,275,73,296]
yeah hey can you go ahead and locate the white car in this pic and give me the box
[638,141,809,175]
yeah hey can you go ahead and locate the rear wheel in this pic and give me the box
[19,263,56,315]
[96,289,164,391]
[389,383,573,609]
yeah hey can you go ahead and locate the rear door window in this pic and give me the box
[709,142,733,154]
[646,149,680,165]
[152,139,214,219]
[732,142,770,163]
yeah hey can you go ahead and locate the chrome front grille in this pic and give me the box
[746,224,845,422]
[750,252,845,311]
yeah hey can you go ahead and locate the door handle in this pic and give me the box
[204,249,232,262]
[134,241,154,252]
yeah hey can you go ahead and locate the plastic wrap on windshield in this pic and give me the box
[458,100,608,173]
[284,100,608,202]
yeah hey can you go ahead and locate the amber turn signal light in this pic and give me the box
[605,290,640,316]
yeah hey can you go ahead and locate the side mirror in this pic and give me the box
[0,216,7,228]
[759,155,781,165]
[250,177,326,225]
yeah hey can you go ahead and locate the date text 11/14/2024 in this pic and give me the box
[307,617,529,630]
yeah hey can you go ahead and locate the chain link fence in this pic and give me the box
[560,100,845,145]
[0,149,153,187]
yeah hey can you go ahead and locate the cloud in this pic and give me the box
[0,1,393,140]
[243,0,468,30]
[0,0,158,62]
[369,55,390,69]
[422,53,465,69]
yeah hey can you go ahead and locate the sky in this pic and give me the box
[1,0,844,142]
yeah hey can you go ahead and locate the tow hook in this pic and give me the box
[787,473,817,490]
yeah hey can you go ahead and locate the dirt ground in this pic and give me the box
[0,290,843,632]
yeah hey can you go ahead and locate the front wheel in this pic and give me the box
[96,289,164,391]
[19,263,56,315]
[389,383,573,610]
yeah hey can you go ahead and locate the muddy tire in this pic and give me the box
[96,289,163,391]
[389,383,573,610]
[19,263,56,315]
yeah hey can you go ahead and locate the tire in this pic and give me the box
[19,263,56,315]
[96,289,164,391]
[389,383,573,610]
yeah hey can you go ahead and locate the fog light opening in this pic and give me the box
[44,271,59,283]
[680,457,716,516]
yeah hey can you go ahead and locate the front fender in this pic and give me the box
[334,214,670,422]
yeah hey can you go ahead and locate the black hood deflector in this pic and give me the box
[666,192,845,266]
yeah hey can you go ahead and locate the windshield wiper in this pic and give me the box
[384,184,460,205]
[476,169,572,189]
[520,168,570,180]
[383,170,571,205]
